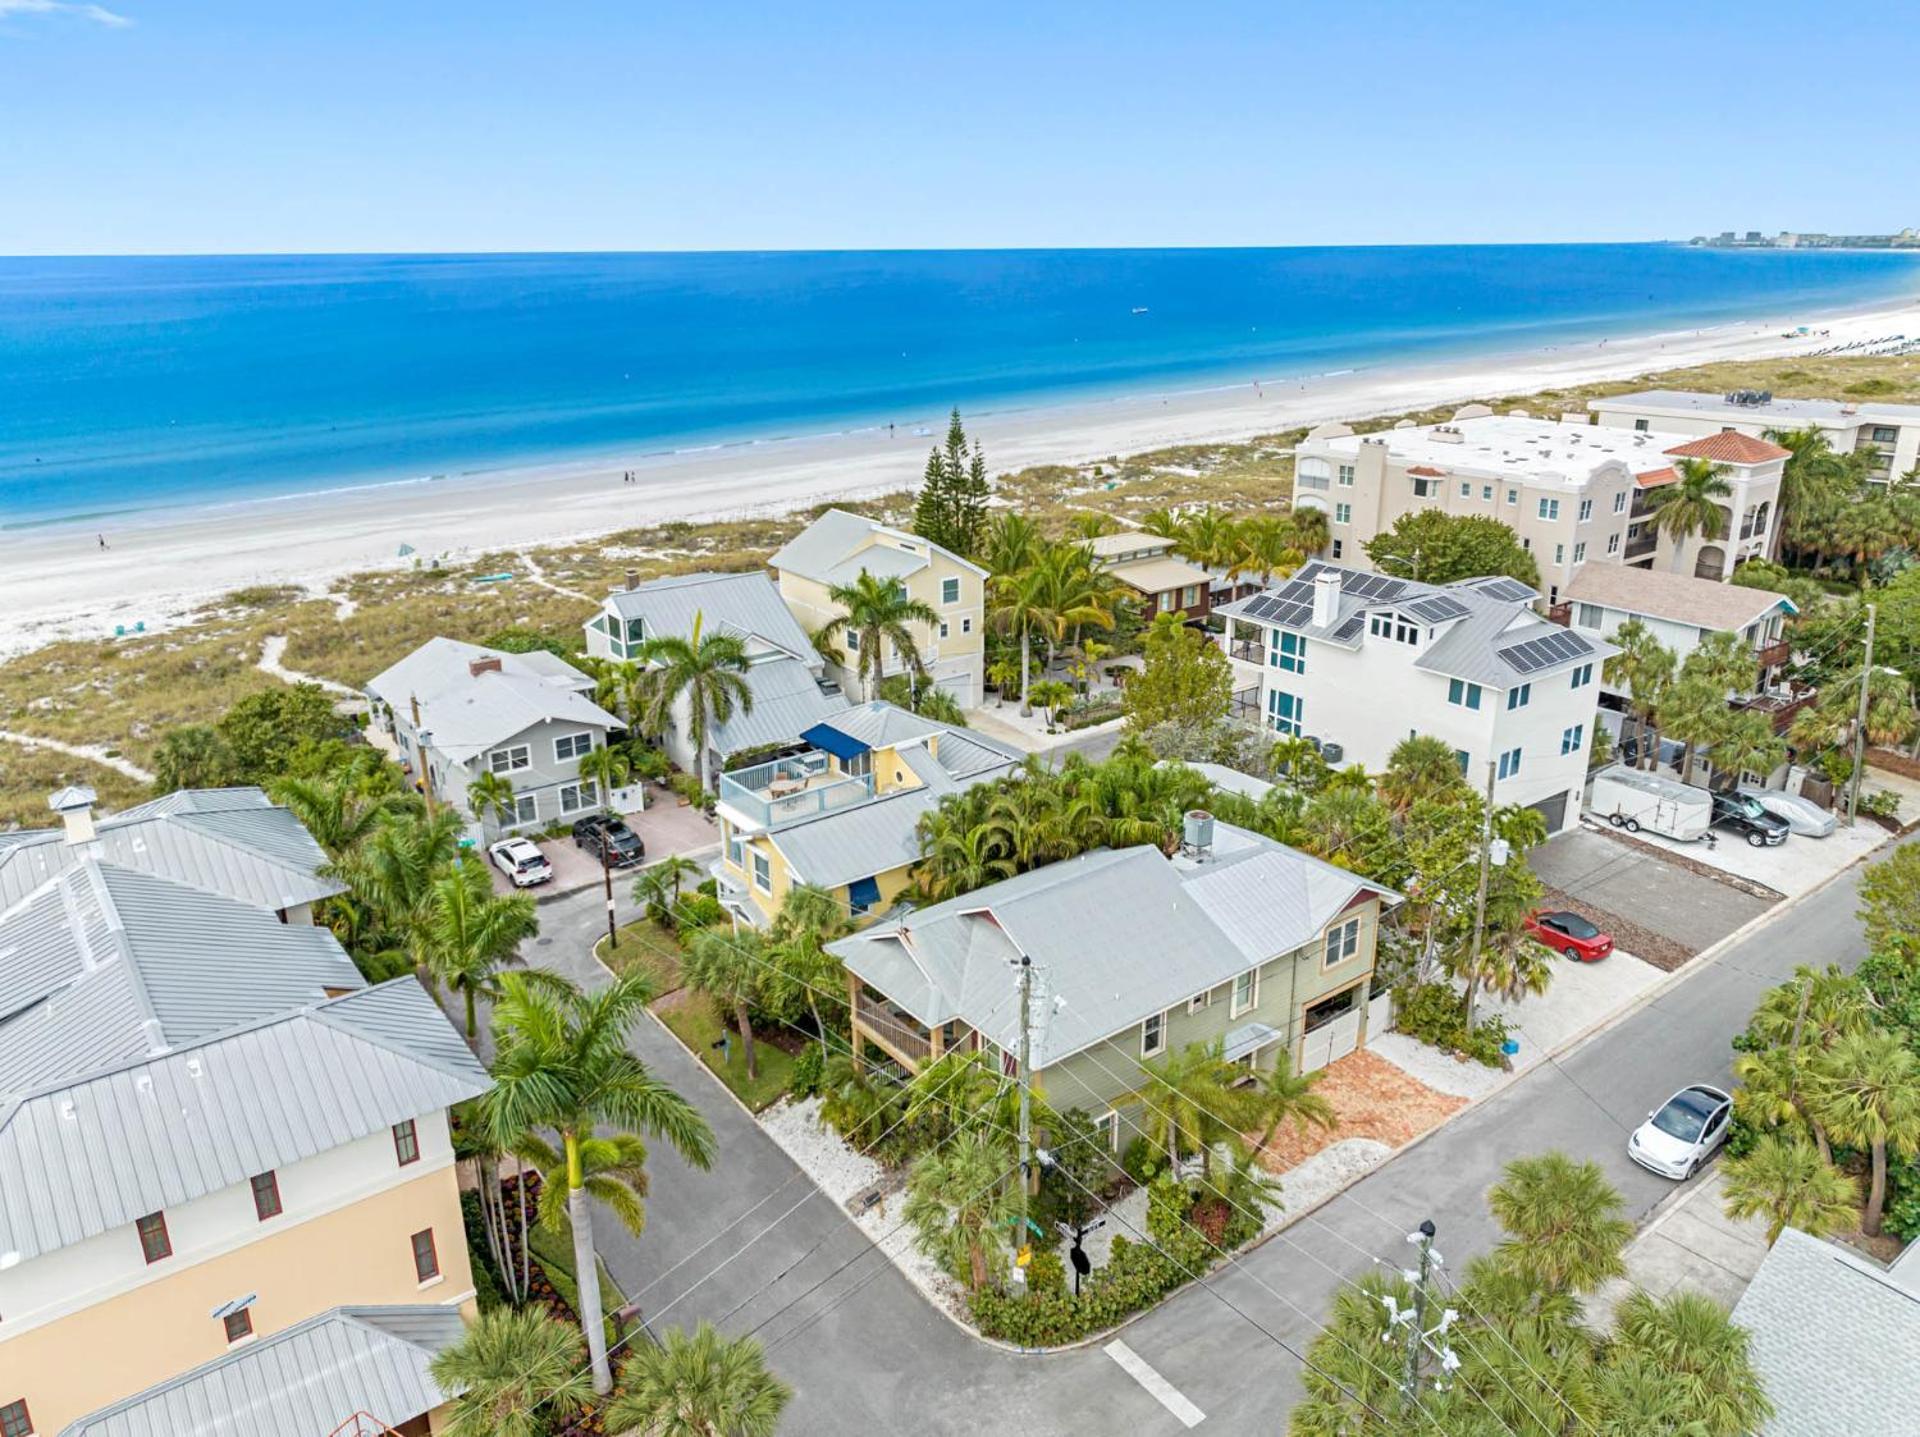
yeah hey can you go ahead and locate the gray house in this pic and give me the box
[365,637,622,839]
[583,570,848,783]
[831,818,1398,1150]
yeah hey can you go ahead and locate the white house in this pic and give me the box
[1559,563,1797,694]
[1592,388,1920,484]
[1217,562,1614,833]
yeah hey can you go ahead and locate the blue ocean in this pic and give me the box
[3,245,1917,529]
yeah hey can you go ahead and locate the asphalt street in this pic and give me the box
[521,812,1902,1437]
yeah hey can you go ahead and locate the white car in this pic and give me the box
[1737,786,1837,838]
[1628,1084,1732,1180]
[488,836,553,888]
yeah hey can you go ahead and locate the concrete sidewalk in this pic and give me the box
[1587,1167,1770,1329]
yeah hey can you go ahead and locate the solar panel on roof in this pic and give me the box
[1271,600,1314,628]
[1466,576,1536,602]
[1497,629,1593,673]
[1406,596,1468,622]
[1244,596,1279,620]
[1332,615,1365,641]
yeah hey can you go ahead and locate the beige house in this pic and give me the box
[1592,388,1920,485]
[0,790,487,1437]
[1084,531,1216,621]
[1292,412,1785,600]
[770,510,986,709]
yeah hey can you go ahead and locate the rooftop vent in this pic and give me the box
[1724,390,1774,408]
[1182,810,1215,858]
[48,785,97,845]
[1430,425,1466,444]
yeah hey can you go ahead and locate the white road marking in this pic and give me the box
[1105,1339,1206,1428]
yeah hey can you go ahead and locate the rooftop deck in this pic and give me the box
[717,750,874,830]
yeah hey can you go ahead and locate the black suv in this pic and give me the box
[1710,791,1789,848]
[571,812,646,867]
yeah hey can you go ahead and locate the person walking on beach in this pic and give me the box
[97,533,107,550]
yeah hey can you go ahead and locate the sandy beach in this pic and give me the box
[5,295,1918,660]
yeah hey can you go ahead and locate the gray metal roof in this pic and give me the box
[0,786,344,913]
[604,569,816,660]
[709,655,850,757]
[815,702,1019,771]
[769,508,987,585]
[365,637,618,761]
[59,1303,465,1437]
[1596,388,1920,424]
[833,825,1393,1068]
[0,978,489,1265]
[1730,1227,1920,1436]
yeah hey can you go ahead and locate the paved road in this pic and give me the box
[524,830,1900,1436]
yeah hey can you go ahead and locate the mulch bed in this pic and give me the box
[1535,881,1699,973]
[1249,1048,1465,1172]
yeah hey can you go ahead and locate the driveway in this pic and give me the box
[487,785,719,899]
[1530,826,1772,957]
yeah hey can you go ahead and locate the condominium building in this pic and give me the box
[0,788,487,1436]
[1217,562,1613,833]
[1292,413,1785,595]
[1592,388,1920,484]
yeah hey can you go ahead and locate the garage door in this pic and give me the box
[936,671,977,710]
[1529,789,1569,834]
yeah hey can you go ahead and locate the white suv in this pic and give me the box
[488,836,554,888]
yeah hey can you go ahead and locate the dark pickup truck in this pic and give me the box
[571,812,646,867]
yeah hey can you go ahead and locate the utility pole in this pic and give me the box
[1848,602,1877,825]
[1400,1219,1438,1408]
[600,836,618,950]
[1015,954,1034,1256]
[1463,760,1497,1027]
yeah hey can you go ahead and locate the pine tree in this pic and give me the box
[912,409,990,557]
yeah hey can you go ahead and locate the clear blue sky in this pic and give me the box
[3,0,1913,254]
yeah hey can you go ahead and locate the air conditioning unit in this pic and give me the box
[1321,741,1345,765]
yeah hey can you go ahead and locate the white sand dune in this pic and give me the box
[4,297,1917,660]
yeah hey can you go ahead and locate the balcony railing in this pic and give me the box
[854,993,933,1064]
[1230,684,1262,720]
[717,751,874,830]
[1755,637,1791,669]
[1295,472,1332,491]
[1228,637,1264,663]
[1733,687,1817,733]
[1624,535,1659,560]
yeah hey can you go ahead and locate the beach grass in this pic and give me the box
[4,352,1915,829]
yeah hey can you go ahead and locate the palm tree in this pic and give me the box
[483,972,716,1393]
[813,570,940,701]
[634,611,754,792]
[633,854,702,926]
[1684,628,1760,697]
[1068,512,1113,539]
[988,563,1052,714]
[1721,1133,1859,1245]
[604,1322,791,1437]
[1378,734,1469,812]
[1248,1064,1338,1158]
[428,1306,593,1437]
[1657,675,1726,786]
[1123,1041,1263,1177]
[1174,506,1239,570]
[1486,1151,1631,1295]
[268,772,412,861]
[913,810,1015,900]
[518,1126,653,1239]
[766,882,850,1037]
[1706,708,1785,791]
[682,925,766,1080]
[414,858,542,1039]
[345,806,466,943]
[1288,504,1331,555]
[1029,678,1075,728]
[1140,506,1182,539]
[982,511,1043,578]
[575,742,633,807]
[1648,456,1734,576]
[902,1127,1021,1291]
[1233,514,1304,587]
[1452,925,1554,1028]
[1766,424,1849,554]
[452,1104,536,1305]
[1608,1290,1773,1437]
[1603,618,1677,770]
[1808,1029,1920,1235]
[985,656,1024,705]
[465,770,522,829]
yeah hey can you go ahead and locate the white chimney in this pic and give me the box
[1312,570,1342,628]
[48,785,97,845]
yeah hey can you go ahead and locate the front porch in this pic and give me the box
[847,980,979,1071]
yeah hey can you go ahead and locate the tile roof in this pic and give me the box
[1663,431,1792,464]
[1635,465,1678,488]
[1562,564,1795,632]
[59,1303,466,1437]
[604,569,815,660]
[1730,1227,1920,1436]
[365,637,618,761]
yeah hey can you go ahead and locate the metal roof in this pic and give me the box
[59,1303,465,1437]
[0,787,345,913]
[771,786,946,891]
[708,655,849,757]
[1730,1228,1920,1436]
[0,978,489,1265]
[1174,824,1399,967]
[768,508,987,585]
[603,569,816,660]
[365,637,618,761]
[1104,556,1216,594]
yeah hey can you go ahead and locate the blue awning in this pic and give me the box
[847,875,883,913]
[800,721,869,762]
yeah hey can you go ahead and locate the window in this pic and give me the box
[1323,918,1360,969]
[961,617,973,634]
[393,1119,420,1166]
[1538,498,1560,521]
[1606,533,1620,555]
[1578,498,1593,522]
[1482,484,1493,501]
[411,1227,441,1283]
[1096,1111,1122,1151]
[1613,490,1628,514]
[725,828,744,867]
[1189,987,1214,1015]
[510,792,538,825]
[559,780,598,815]
[553,731,593,763]
[1574,603,1602,629]
[0,1402,31,1437]
[1274,631,1306,674]
[1506,683,1531,710]
[1522,537,1532,552]
[845,629,860,650]
[1497,746,1523,780]
[1334,503,1352,524]
[1572,542,1587,564]
[1561,724,1585,756]
[751,849,773,894]
[1231,968,1259,1017]
[1553,544,1565,566]
[1411,477,1439,498]
[1633,418,1650,432]
[1331,540,1343,559]
[1447,678,1482,710]
[1872,425,1899,444]
[489,744,531,775]
[1506,488,1518,506]
[941,576,960,605]
[1570,662,1593,689]
[1267,690,1303,737]
[136,1211,171,1264]
[1337,463,1355,487]
[1181,585,1201,608]
[224,1307,254,1344]
[1459,481,1472,498]
[938,620,949,639]
[1141,1011,1166,1058]
[1454,749,1470,774]
[250,1171,282,1221]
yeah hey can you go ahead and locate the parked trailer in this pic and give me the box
[1585,764,1714,842]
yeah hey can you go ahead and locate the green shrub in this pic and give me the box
[1861,789,1902,821]
[969,1224,1220,1346]
[1119,1136,1163,1187]
[674,893,726,930]
[1886,1153,1920,1243]
[1395,980,1510,1069]
[1024,1246,1068,1298]
[789,1040,826,1099]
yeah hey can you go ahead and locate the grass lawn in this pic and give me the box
[653,995,796,1112]
[596,919,685,994]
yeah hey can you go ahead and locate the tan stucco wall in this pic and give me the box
[3,1165,473,1435]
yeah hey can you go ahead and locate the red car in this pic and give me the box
[1525,909,1613,962]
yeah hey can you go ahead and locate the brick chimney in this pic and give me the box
[48,785,98,845]
[625,568,640,592]
[469,656,503,678]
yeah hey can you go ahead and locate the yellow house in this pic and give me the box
[711,701,1020,929]
[0,794,488,1437]
[769,509,987,709]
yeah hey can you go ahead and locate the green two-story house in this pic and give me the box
[829,816,1399,1150]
